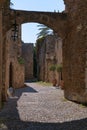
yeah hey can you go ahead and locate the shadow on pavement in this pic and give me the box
[0,114,87,130]
[0,86,87,130]
[15,86,38,97]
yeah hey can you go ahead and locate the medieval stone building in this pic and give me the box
[0,0,87,108]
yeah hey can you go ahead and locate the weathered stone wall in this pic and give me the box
[45,35,62,84]
[55,37,62,64]
[12,60,25,89]
[63,0,87,103]
[0,10,3,108]
[5,28,25,92]
[36,35,62,84]
[45,35,57,82]
[22,43,34,80]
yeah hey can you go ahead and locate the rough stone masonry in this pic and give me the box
[0,0,87,108]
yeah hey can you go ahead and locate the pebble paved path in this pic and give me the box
[0,83,87,130]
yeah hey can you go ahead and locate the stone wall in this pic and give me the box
[5,27,25,95]
[22,43,34,81]
[1,0,87,107]
[63,0,87,103]
[12,60,25,89]
[0,10,3,108]
[45,35,57,82]
[36,35,62,84]
[45,35,62,84]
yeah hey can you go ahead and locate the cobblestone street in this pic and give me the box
[0,83,87,130]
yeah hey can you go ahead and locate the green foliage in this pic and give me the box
[49,65,56,71]
[18,57,25,64]
[36,36,45,49]
[79,103,87,108]
[36,36,45,44]
[56,64,62,72]
[37,81,52,86]
[62,98,68,102]
[49,64,63,72]
[37,24,53,39]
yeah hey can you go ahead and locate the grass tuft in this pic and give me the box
[36,81,52,86]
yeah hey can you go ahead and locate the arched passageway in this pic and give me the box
[0,82,87,129]
[0,0,87,107]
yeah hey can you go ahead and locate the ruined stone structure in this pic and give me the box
[36,35,62,85]
[0,0,87,107]
[22,43,34,81]
[63,0,87,103]
[2,26,25,101]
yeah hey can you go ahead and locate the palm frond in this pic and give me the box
[37,24,53,39]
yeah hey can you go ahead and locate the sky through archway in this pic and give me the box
[11,0,65,43]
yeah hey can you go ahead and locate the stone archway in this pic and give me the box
[0,0,87,106]
[10,10,67,38]
[12,1,87,104]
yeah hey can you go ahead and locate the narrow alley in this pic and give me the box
[0,83,87,130]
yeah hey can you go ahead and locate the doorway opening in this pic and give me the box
[9,62,13,87]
